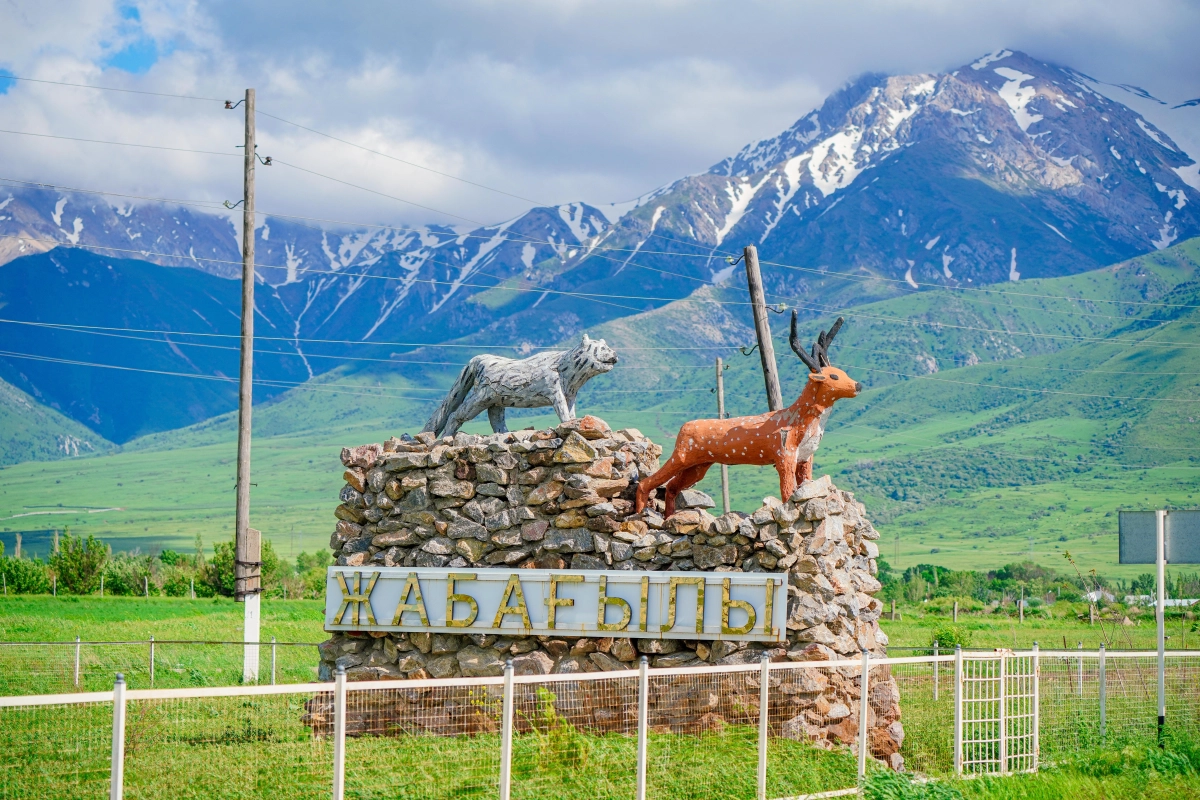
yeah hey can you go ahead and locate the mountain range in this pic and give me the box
[1,49,1199,451]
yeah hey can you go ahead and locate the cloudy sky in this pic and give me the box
[2,0,1198,230]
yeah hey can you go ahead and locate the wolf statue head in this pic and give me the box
[563,333,618,384]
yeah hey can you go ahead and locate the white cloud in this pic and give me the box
[0,0,1197,230]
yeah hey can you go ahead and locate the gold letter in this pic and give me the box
[547,574,583,629]
[391,572,429,626]
[597,575,632,632]
[446,573,478,628]
[721,578,757,636]
[639,576,649,631]
[492,574,532,629]
[661,576,705,633]
[334,571,379,626]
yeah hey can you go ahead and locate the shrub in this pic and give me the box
[0,556,51,594]
[102,553,157,596]
[930,623,972,650]
[204,537,280,597]
[49,531,108,594]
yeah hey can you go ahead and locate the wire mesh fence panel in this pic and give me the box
[122,691,333,800]
[1164,656,1200,737]
[763,662,865,798]
[889,660,953,776]
[0,644,78,695]
[644,668,761,800]
[960,656,1000,774]
[1004,655,1036,773]
[1037,651,1102,760]
[341,681,503,799]
[0,700,113,799]
[509,673,639,800]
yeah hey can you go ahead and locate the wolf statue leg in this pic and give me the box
[441,393,491,438]
[487,406,508,434]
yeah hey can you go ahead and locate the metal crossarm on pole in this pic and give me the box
[757,654,769,800]
[109,673,126,800]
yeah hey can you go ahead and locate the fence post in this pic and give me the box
[109,673,126,800]
[998,653,1007,775]
[1098,643,1106,742]
[74,636,81,688]
[757,654,769,800]
[636,655,649,800]
[332,665,346,800]
[857,650,871,785]
[149,636,155,686]
[953,645,963,776]
[499,659,514,800]
[933,640,939,702]
[1031,643,1040,772]
[271,637,277,685]
[190,576,195,600]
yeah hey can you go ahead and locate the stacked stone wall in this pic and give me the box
[316,415,904,767]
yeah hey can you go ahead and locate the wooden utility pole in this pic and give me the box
[715,357,730,513]
[743,245,782,411]
[235,87,261,683]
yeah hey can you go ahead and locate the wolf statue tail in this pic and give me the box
[421,359,479,436]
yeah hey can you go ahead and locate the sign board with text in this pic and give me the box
[324,567,788,642]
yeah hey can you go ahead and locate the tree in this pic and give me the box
[49,529,108,594]
[204,536,279,597]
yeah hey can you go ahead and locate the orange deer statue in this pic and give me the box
[635,314,860,517]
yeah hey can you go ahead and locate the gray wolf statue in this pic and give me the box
[422,334,618,437]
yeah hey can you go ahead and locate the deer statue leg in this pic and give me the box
[662,463,711,518]
[635,453,690,513]
[795,456,813,486]
[776,453,800,504]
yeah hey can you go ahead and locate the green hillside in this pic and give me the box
[2,239,1197,579]
[0,377,113,467]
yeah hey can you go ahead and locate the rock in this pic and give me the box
[521,521,549,542]
[676,489,715,510]
[431,634,464,655]
[553,432,598,463]
[791,475,832,501]
[429,478,475,499]
[395,487,429,512]
[457,646,506,677]
[560,415,611,440]
[543,528,594,553]
[589,651,628,671]
[342,468,366,493]
[512,651,554,675]
[611,638,637,662]
[796,624,838,647]
[586,502,617,517]
[421,537,455,556]
[342,443,383,469]
[447,517,489,541]
[475,463,507,484]
[571,553,606,570]
[425,654,460,679]
[553,509,590,529]
[455,539,492,563]
[382,452,430,472]
[372,529,421,548]
[526,481,565,505]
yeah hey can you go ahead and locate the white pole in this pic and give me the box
[190,576,194,600]
[757,654,769,800]
[499,659,514,800]
[149,636,154,686]
[332,665,346,800]
[857,651,871,784]
[933,640,939,702]
[636,656,648,800]
[1156,508,1166,739]
[953,645,963,776]
[998,653,1007,775]
[271,637,277,686]
[74,636,81,688]
[109,673,126,800]
[1031,643,1040,773]
[1098,643,1106,742]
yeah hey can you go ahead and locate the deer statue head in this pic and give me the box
[789,311,862,400]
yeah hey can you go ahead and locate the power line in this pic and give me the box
[0,129,240,157]
[0,73,224,102]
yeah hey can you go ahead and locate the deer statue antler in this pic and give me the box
[790,310,820,372]
[815,317,844,367]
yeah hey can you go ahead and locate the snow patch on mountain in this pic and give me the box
[1009,248,1020,281]
[760,155,810,243]
[993,68,1043,132]
[971,50,1012,70]
[716,176,770,245]
[51,198,67,227]
[1136,118,1174,151]
[1174,164,1200,194]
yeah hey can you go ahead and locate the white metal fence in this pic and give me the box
[2,648,1199,800]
